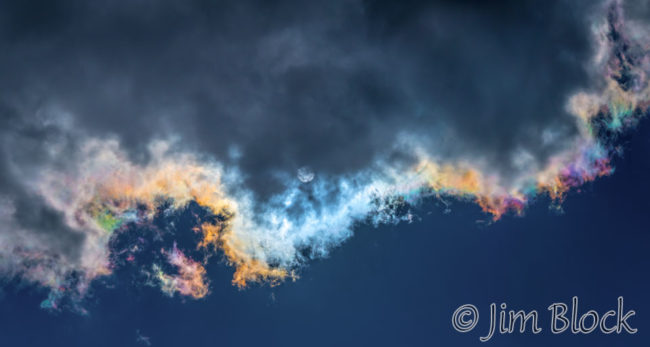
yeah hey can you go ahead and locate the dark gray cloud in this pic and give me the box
[0,100,85,263]
[0,0,598,197]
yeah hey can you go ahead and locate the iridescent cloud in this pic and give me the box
[0,0,648,311]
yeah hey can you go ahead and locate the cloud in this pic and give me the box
[0,0,648,310]
[0,0,598,191]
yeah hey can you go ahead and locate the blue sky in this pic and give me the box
[1,102,649,347]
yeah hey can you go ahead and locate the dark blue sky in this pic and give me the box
[1,100,649,347]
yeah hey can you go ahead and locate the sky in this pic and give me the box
[0,0,650,346]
